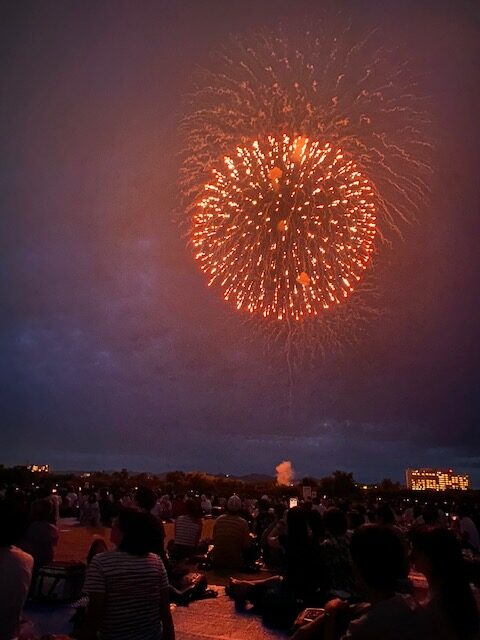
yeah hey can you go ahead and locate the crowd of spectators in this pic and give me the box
[1,481,480,639]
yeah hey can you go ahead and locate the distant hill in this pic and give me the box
[55,470,275,482]
[236,473,275,483]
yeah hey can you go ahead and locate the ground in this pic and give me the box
[56,517,270,585]
[27,518,283,639]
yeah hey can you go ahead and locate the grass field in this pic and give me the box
[56,518,215,561]
[55,518,263,586]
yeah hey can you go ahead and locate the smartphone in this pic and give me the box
[303,608,325,623]
[294,607,325,628]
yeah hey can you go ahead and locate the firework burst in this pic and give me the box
[181,22,432,357]
[194,134,376,320]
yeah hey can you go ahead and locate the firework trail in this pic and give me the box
[181,21,432,365]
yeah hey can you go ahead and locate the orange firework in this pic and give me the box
[193,135,376,321]
[181,24,431,361]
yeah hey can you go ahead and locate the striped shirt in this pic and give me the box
[84,550,169,640]
[174,515,202,548]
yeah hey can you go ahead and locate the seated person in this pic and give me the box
[293,524,429,640]
[170,498,202,564]
[200,494,212,516]
[252,498,275,540]
[457,505,480,553]
[0,500,33,640]
[135,486,168,567]
[83,508,175,640]
[320,508,356,596]
[86,538,109,564]
[211,495,250,571]
[422,504,442,527]
[346,510,365,541]
[281,506,323,603]
[262,503,287,568]
[411,526,479,640]
[19,497,59,574]
[228,508,323,629]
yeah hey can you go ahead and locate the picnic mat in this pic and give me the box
[172,587,285,640]
[24,587,285,640]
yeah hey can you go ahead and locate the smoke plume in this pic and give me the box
[276,460,295,486]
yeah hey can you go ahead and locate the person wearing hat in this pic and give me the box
[211,495,251,571]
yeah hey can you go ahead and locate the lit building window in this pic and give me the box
[405,468,470,491]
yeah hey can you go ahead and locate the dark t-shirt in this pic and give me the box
[20,521,59,569]
[342,594,431,640]
[252,511,275,538]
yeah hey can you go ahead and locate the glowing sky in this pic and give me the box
[1,0,479,483]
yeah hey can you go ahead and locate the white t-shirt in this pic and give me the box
[66,492,78,508]
[460,516,480,551]
[84,550,169,640]
[49,494,61,522]
[151,501,163,520]
[201,498,212,515]
[0,546,34,640]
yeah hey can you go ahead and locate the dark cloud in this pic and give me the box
[1,0,479,483]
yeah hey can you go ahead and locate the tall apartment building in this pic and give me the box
[405,468,470,491]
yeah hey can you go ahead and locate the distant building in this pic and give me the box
[406,468,470,491]
[27,464,50,473]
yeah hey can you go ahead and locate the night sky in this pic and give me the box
[1,1,479,484]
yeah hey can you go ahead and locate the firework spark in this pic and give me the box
[193,134,376,320]
[181,23,431,357]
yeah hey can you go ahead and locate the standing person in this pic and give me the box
[0,501,34,640]
[99,489,113,527]
[48,489,61,524]
[312,497,327,515]
[411,526,479,639]
[159,495,173,521]
[80,492,101,527]
[211,495,250,571]
[78,489,89,522]
[200,494,212,516]
[82,508,175,640]
[171,495,185,520]
[66,486,79,514]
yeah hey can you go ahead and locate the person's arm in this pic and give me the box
[321,598,352,640]
[80,591,106,640]
[194,520,202,547]
[159,588,175,640]
[158,559,175,640]
[242,520,251,548]
[459,520,471,541]
[291,613,326,640]
[80,556,106,640]
[265,523,280,548]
